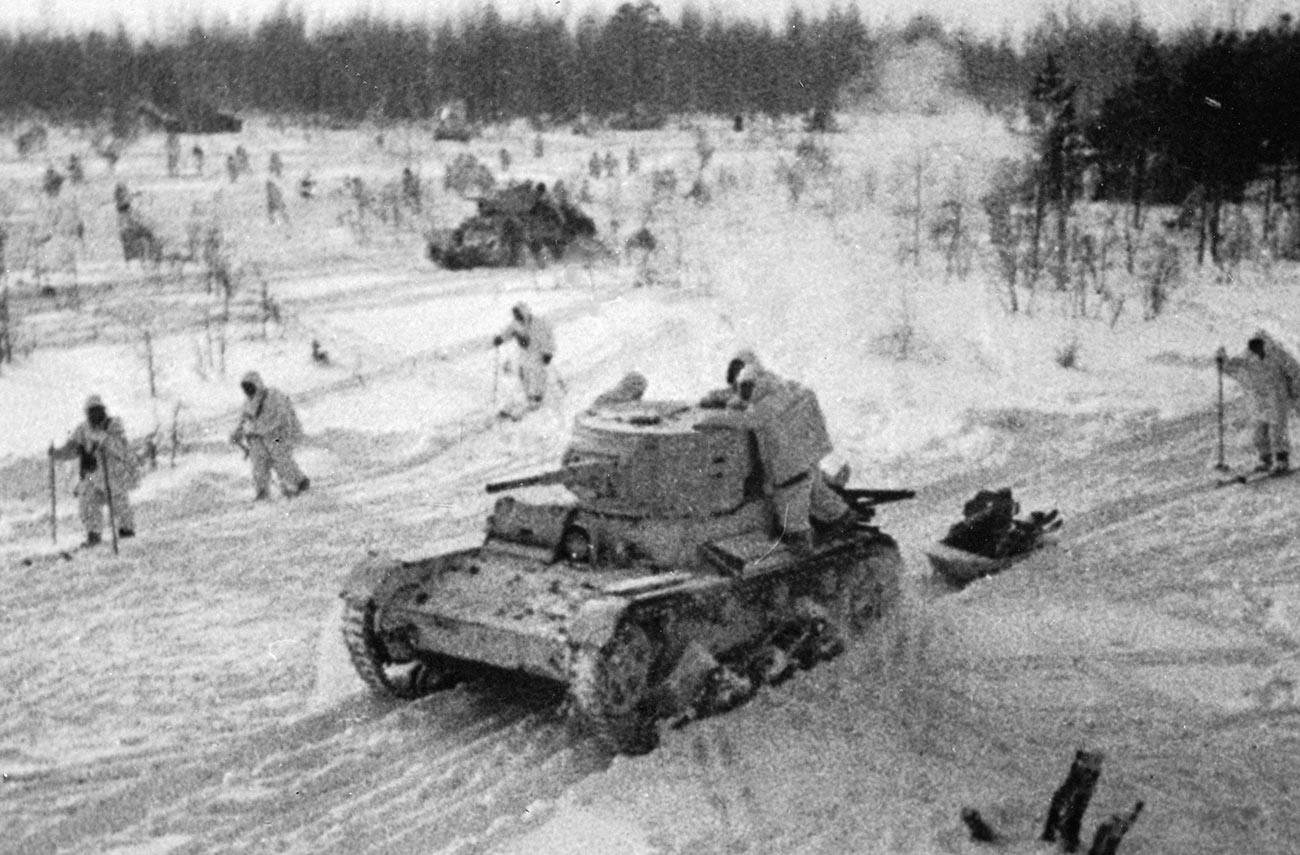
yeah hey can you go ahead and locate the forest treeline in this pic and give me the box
[2,4,1299,217]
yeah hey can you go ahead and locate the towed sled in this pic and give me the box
[924,541,1019,588]
[926,488,1061,589]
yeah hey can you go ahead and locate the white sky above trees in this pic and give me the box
[0,0,1288,40]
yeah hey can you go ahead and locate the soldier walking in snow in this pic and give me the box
[49,394,140,547]
[230,371,310,500]
[1217,330,1300,474]
[493,302,556,413]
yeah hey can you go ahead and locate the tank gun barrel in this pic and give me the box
[485,461,613,494]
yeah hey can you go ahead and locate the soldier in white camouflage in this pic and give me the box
[493,302,556,411]
[230,371,310,500]
[1218,329,1300,474]
[701,351,851,553]
[49,394,140,546]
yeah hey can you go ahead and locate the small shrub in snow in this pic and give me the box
[1055,338,1081,370]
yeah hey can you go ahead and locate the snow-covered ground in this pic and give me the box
[2,89,1299,855]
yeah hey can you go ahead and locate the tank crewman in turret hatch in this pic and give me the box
[230,371,310,500]
[1217,329,1300,474]
[49,394,141,546]
[493,302,556,410]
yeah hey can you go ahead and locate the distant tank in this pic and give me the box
[340,397,910,752]
[426,181,598,270]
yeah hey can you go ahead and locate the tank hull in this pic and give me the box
[341,522,901,749]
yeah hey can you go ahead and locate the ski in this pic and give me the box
[1216,469,1293,488]
[16,548,77,566]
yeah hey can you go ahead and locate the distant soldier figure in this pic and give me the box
[266,179,288,224]
[493,302,556,412]
[191,145,205,176]
[269,151,284,178]
[400,167,421,210]
[225,153,240,183]
[533,134,544,159]
[627,146,640,173]
[42,165,64,197]
[1218,330,1300,474]
[113,181,133,214]
[588,152,602,179]
[498,147,512,172]
[229,371,310,500]
[49,394,140,546]
[603,150,618,177]
[66,153,85,184]
[234,145,251,175]
[165,132,181,177]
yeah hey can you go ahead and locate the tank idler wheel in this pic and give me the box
[342,598,458,700]
[569,622,660,754]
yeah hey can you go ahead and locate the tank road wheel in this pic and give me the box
[569,622,660,754]
[837,544,903,636]
[341,598,457,700]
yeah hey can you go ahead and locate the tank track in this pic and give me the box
[341,597,450,700]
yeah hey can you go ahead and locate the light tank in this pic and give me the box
[426,180,598,270]
[340,396,911,752]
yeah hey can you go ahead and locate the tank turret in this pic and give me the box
[340,396,910,754]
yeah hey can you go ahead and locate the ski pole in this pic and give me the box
[1215,355,1229,472]
[48,444,58,545]
[99,445,120,555]
[492,346,500,407]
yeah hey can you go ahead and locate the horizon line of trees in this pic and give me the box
[0,2,870,126]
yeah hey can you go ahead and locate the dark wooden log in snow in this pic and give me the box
[1042,749,1105,852]
[1086,801,1143,855]
[960,807,1002,843]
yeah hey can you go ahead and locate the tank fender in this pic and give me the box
[568,597,629,649]
[340,552,423,604]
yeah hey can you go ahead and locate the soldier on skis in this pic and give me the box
[493,302,556,414]
[49,394,140,547]
[1217,330,1300,475]
[230,371,310,500]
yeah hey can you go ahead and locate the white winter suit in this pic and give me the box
[497,302,556,406]
[700,351,849,532]
[51,399,140,538]
[231,371,307,498]
[1222,330,1300,466]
